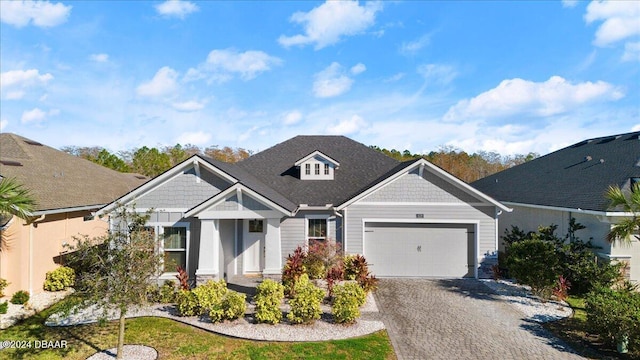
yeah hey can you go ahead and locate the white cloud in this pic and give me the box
[1,69,53,100]
[326,115,367,135]
[0,119,8,131]
[171,100,205,112]
[417,64,458,85]
[632,124,640,132]
[444,76,624,121]
[283,110,303,125]
[622,41,640,62]
[0,0,71,28]
[400,33,431,54]
[562,0,578,8]
[21,107,59,123]
[384,73,405,83]
[313,62,354,98]
[278,0,382,50]
[155,0,199,19]
[136,66,179,97]
[176,131,211,145]
[350,63,366,75]
[585,1,640,49]
[186,49,282,83]
[89,53,109,63]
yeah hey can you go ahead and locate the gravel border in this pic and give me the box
[0,289,74,329]
[480,279,573,322]
[46,292,386,342]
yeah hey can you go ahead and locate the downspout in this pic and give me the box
[28,215,46,296]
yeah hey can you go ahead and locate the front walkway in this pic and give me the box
[375,279,584,360]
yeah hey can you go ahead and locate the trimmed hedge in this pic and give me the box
[586,285,640,350]
[332,282,366,324]
[11,290,29,305]
[254,279,284,324]
[43,266,75,292]
[287,274,324,324]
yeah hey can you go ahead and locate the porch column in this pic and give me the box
[262,218,282,277]
[195,219,220,284]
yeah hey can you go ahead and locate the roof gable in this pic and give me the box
[472,131,640,212]
[294,150,340,167]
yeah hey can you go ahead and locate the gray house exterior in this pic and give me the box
[99,136,509,282]
[472,131,640,284]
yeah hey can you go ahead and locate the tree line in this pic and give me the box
[370,145,538,183]
[63,143,537,182]
[62,144,252,177]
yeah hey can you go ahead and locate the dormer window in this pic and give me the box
[294,150,340,180]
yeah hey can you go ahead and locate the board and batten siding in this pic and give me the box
[135,167,230,209]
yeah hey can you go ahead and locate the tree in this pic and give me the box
[0,178,36,250]
[606,183,640,246]
[67,206,162,359]
[131,146,172,177]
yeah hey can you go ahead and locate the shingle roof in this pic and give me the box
[0,133,148,212]
[236,135,400,206]
[471,131,640,212]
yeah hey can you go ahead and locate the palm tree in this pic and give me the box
[0,177,36,233]
[606,183,640,245]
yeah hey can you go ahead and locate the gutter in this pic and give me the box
[33,204,104,216]
[503,202,633,217]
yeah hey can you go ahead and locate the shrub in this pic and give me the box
[303,241,342,280]
[175,289,199,316]
[193,280,228,320]
[11,290,29,305]
[326,265,345,298]
[222,291,246,320]
[254,279,284,324]
[504,239,559,299]
[586,284,640,349]
[175,266,190,291]
[43,266,76,292]
[332,282,366,324]
[287,274,324,324]
[0,278,9,297]
[148,280,177,303]
[552,275,570,302]
[282,246,307,297]
[343,255,362,281]
[358,273,379,294]
[0,301,8,314]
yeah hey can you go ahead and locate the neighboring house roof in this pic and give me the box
[471,131,640,213]
[0,133,148,213]
[236,135,400,206]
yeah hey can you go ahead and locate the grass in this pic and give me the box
[0,297,396,360]
[543,295,639,360]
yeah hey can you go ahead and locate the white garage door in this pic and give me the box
[364,223,475,277]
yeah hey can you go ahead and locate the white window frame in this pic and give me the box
[324,163,330,175]
[305,164,311,175]
[314,163,320,175]
[305,215,329,243]
[147,221,190,279]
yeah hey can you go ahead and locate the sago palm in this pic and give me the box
[606,183,640,245]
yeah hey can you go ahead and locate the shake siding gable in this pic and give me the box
[135,167,230,209]
[361,169,479,203]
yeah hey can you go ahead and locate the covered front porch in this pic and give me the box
[185,184,292,284]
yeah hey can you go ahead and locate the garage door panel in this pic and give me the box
[365,223,474,278]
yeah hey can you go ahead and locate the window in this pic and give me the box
[308,218,327,242]
[315,163,320,175]
[249,219,263,232]
[305,164,311,175]
[324,163,330,175]
[164,227,186,270]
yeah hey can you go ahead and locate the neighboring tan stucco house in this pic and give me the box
[99,136,510,283]
[472,131,640,284]
[0,133,147,296]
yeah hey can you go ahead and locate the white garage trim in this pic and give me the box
[361,218,480,278]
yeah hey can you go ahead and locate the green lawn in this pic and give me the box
[1,298,396,360]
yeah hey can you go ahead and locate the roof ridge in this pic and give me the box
[0,133,34,160]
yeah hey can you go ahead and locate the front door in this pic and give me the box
[243,219,264,273]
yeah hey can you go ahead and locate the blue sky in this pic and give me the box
[1,0,639,156]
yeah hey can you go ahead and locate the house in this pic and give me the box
[99,135,510,282]
[0,133,147,296]
[472,131,640,284]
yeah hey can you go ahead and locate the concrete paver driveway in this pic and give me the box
[374,279,584,360]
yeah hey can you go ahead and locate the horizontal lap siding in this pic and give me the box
[345,204,496,258]
[280,215,305,262]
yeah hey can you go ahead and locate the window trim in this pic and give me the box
[314,163,320,175]
[305,163,311,175]
[305,215,329,243]
[324,163,330,175]
[147,221,190,278]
